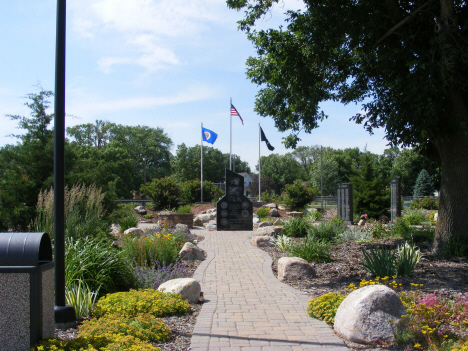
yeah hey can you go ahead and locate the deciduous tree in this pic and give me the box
[227,0,467,252]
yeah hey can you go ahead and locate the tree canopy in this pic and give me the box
[228,0,468,252]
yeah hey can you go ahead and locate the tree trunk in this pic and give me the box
[433,90,468,254]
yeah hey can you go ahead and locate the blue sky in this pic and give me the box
[0,0,389,171]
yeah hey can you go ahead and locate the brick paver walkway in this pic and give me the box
[189,229,349,351]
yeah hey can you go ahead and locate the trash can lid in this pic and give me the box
[0,232,52,266]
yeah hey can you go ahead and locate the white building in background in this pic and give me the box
[237,172,254,196]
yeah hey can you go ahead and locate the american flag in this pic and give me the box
[230,103,244,125]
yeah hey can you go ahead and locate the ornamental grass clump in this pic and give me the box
[396,242,421,277]
[65,280,99,319]
[93,289,191,318]
[282,217,309,237]
[287,234,332,263]
[402,210,427,225]
[360,246,398,278]
[79,313,171,343]
[307,221,347,243]
[273,234,292,252]
[121,231,179,267]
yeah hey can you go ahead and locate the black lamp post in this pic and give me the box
[54,0,76,328]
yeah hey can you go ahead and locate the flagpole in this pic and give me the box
[230,98,232,171]
[201,123,203,203]
[258,123,261,202]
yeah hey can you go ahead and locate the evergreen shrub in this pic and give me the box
[413,169,435,197]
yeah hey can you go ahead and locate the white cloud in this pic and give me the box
[70,0,227,73]
[68,84,217,117]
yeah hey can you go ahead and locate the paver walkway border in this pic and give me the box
[189,229,348,351]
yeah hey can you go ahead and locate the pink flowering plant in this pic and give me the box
[409,196,439,210]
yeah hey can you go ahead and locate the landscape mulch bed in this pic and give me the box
[57,206,468,350]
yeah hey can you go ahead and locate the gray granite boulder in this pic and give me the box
[134,205,147,215]
[264,203,278,209]
[251,236,274,247]
[258,221,272,227]
[256,226,283,236]
[334,285,406,344]
[269,208,279,217]
[194,213,215,224]
[277,257,316,281]
[158,278,201,303]
[175,223,189,231]
[179,242,205,261]
[273,218,282,225]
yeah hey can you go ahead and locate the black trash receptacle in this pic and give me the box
[0,232,55,351]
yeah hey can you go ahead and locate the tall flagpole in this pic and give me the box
[230,98,232,170]
[201,123,204,202]
[258,123,261,201]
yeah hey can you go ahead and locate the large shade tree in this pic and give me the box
[227,0,467,252]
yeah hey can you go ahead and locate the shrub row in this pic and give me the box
[141,178,223,209]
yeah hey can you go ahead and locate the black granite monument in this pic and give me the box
[217,169,253,231]
[390,177,402,223]
[337,183,353,224]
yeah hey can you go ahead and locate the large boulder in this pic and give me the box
[179,242,205,261]
[123,227,144,237]
[193,217,203,226]
[264,203,278,209]
[277,257,316,281]
[334,285,406,344]
[158,278,201,304]
[269,208,279,217]
[175,223,189,231]
[258,221,272,227]
[134,205,147,215]
[194,213,215,224]
[256,226,283,236]
[251,236,274,247]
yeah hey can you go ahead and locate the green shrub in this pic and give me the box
[121,232,179,267]
[141,177,180,210]
[367,222,392,239]
[402,210,427,225]
[33,183,108,240]
[282,180,316,210]
[176,204,192,214]
[288,236,332,263]
[109,204,138,231]
[258,190,275,203]
[65,237,134,295]
[282,217,310,237]
[307,292,346,324]
[399,226,435,243]
[179,179,223,204]
[392,217,411,237]
[79,313,171,343]
[360,246,397,277]
[93,289,191,318]
[143,214,153,220]
[307,221,347,243]
[256,207,271,218]
[65,280,99,320]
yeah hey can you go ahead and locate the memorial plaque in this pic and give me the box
[337,183,353,224]
[217,169,253,231]
[390,177,402,223]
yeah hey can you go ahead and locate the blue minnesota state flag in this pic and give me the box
[202,127,218,144]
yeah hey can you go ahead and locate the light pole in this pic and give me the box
[233,155,237,173]
[54,0,76,328]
